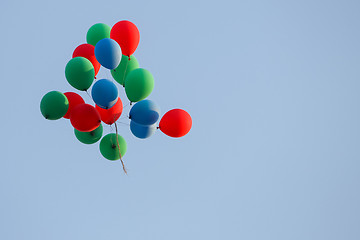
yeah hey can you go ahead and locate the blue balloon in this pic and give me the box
[91,79,118,109]
[129,100,161,125]
[130,121,156,139]
[95,38,121,69]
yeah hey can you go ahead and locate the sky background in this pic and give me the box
[1,0,360,239]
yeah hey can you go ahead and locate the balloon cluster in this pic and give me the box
[40,20,192,172]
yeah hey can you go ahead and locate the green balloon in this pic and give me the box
[99,133,127,160]
[125,68,154,102]
[86,23,111,46]
[65,57,95,91]
[111,55,139,86]
[40,91,69,120]
[74,124,103,144]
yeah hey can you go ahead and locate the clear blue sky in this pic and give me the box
[1,0,360,239]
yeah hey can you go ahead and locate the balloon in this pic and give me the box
[130,121,156,139]
[94,38,121,69]
[111,55,139,86]
[40,91,69,120]
[129,99,160,125]
[65,57,95,91]
[95,97,123,125]
[74,124,103,144]
[63,92,85,119]
[86,23,111,46]
[91,79,118,109]
[110,20,140,57]
[125,68,154,102]
[70,104,101,132]
[159,109,192,138]
[72,43,101,77]
[100,133,127,160]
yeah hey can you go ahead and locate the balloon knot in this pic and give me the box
[128,56,131,61]
[157,126,160,129]
[95,76,97,79]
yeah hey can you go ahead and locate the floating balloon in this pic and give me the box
[125,68,154,102]
[40,91,69,120]
[70,104,101,132]
[94,38,121,69]
[100,133,127,160]
[65,57,95,91]
[159,109,192,138]
[74,124,103,144]
[111,55,139,86]
[129,99,160,125]
[41,20,193,166]
[86,23,111,46]
[95,97,123,125]
[130,121,156,139]
[72,43,100,77]
[63,92,85,119]
[110,20,140,57]
[91,79,118,109]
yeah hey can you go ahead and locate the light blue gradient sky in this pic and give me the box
[1,0,360,239]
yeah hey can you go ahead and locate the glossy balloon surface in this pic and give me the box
[40,91,69,120]
[111,55,139,86]
[91,79,119,109]
[73,43,100,76]
[63,92,85,119]
[70,104,101,132]
[159,109,192,138]
[95,38,121,70]
[86,23,111,46]
[129,99,160,125]
[125,68,154,102]
[65,57,95,91]
[96,97,123,125]
[74,124,103,144]
[110,20,140,57]
[100,133,127,160]
[130,121,156,139]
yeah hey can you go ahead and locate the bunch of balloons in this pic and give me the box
[40,20,192,172]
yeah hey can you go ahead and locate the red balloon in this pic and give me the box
[63,92,85,119]
[159,109,192,138]
[70,104,101,132]
[72,43,101,76]
[95,97,123,125]
[110,20,140,57]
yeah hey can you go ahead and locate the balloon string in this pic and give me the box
[85,90,94,104]
[116,121,130,126]
[123,102,130,110]
[117,116,129,120]
[115,122,127,174]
